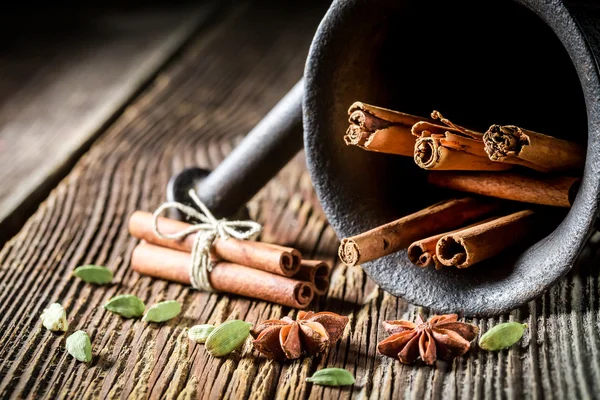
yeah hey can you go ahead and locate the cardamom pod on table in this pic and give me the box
[143,300,181,323]
[40,303,69,332]
[188,324,215,344]
[479,322,527,351]
[205,320,252,356]
[306,368,355,386]
[66,330,92,363]
[104,294,145,318]
[73,265,113,285]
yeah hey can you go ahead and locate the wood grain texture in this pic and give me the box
[1,1,600,399]
[0,2,216,243]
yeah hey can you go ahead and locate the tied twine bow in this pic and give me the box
[152,189,262,291]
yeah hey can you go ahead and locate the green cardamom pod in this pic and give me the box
[478,322,528,351]
[205,320,252,357]
[306,368,355,386]
[40,303,69,332]
[142,300,181,323]
[188,324,215,344]
[66,330,92,362]
[104,294,145,318]
[73,265,113,285]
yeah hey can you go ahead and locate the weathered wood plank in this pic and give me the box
[0,3,217,243]
[1,1,600,399]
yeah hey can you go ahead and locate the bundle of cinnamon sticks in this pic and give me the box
[128,212,331,308]
[341,102,584,269]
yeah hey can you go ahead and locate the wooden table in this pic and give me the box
[1,2,599,398]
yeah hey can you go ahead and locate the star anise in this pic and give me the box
[377,314,478,365]
[251,311,349,360]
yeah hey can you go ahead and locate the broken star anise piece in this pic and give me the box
[377,314,478,366]
[251,311,349,360]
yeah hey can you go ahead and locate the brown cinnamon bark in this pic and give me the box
[428,171,580,208]
[343,102,425,156]
[294,260,331,295]
[407,218,495,269]
[128,211,301,276]
[436,210,538,268]
[483,124,585,172]
[412,111,512,171]
[407,233,445,269]
[131,242,314,308]
[338,197,501,266]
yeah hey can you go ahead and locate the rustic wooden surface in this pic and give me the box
[0,2,216,242]
[1,1,600,399]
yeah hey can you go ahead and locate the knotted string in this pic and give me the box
[152,189,262,291]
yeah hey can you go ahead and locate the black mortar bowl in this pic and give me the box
[169,0,600,316]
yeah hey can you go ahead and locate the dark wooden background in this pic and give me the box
[0,1,599,399]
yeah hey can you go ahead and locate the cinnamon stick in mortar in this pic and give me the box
[407,218,496,269]
[483,124,585,172]
[338,197,501,266]
[128,211,301,276]
[428,171,581,208]
[412,111,512,171]
[131,242,314,309]
[343,102,425,156]
[436,210,539,268]
[407,234,445,269]
[294,260,331,295]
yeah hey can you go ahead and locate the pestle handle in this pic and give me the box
[188,79,304,218]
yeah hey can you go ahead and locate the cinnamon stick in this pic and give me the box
[407,234,445,269]
[483,124,585,172]
[343,102,424,156]
[128,211,301,276]
[338,197,501,266]
[131,242,314,309]
[412,111,512,171]
[294,260,331,295]
[407,218,495,269]
[436,210,539,268]
[428,171,581,208]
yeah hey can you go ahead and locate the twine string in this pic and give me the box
[152,189,262,291]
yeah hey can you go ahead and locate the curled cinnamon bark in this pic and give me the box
[344,102,424,156]
[407,233,445,269]
[128,211,301,276]
[338,197,500,266]
[412,111,512,171]
[131,242,314,308]
[483,124,585,172]
[407,218,495,269]
[436,210,539,268]
[294,260,331,295]
[428,171,580,208]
